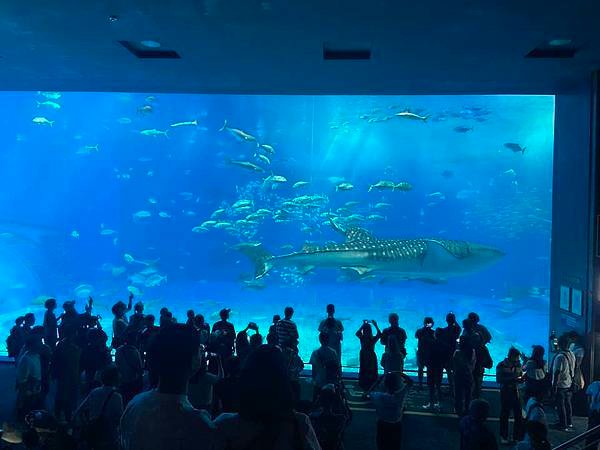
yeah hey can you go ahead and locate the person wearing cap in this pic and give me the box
[318,304,344,364]
[211,309,235,361]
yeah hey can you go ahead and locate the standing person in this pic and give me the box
[235,322,259,364]
[496,347,524,445]
[188,352,224,412]
[194,314,210,346]
[310,332,341,400]
[211,308,236,360]
[52,327,82,422]
[15,333,43,419]
[310,386,349,450]
[415,317,435,390]
[214,357,242,414]
[368,372,413,450]
[453,336,476,417]
[462,318,490,399]
[212,345,321,450]
[277,306,299,351]
[522,346,548,402]
[423,322,443,411]
[111,293,133,349]
[6,316,25,360]
[467,312,492,345]
[281,346,305,405]
[43,298,58,350]
[128,302,145,333]
[74,365,124,450]
[120,324,215,450]
[186,310,195,328]
[380,313,408,369]
[80,328,112,394]
[115,331,143,405]
[459,399,498,450]
[267,315,281,346]
[355,320,382,391]
[318,304,344,364]
[437,312,461,394]
[585,379,600,450]
[552,335,576,431]
[381,336,404,378]
[22,313,35,336]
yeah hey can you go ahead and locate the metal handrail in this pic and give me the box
[552,424,600,450]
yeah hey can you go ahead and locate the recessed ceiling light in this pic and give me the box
[548,39,572,47]
[140,40,161,48]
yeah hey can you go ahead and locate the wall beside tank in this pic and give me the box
[550,77,594,375]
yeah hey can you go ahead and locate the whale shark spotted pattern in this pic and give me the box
[237,224,504,283]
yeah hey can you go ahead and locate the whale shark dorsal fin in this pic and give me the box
[345,227,376,244]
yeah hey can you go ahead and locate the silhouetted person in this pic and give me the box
[115,331,143,405]
[514,421,551,450]
[462,318,490,399]
[80,328,112,393]
[7,316,25,359]
[43,298,58,349]
[15,332,43,418]
[212,345,320,449]
[415,317,434,389]
[459,399,498,450]
[267,314,280,345]
[310,385,349,450]
[467,312,492,345]
[552,334,575,431]
[235,322,259,364]
[422,319,443,410]
[524,391,546,427]
[53,327,81,422]
[496,347,524,444]
[310,332,341,400]
[277,306,299,351]
[437,312,461,393]
[111,293,133,349]
[454,336,476,417]
[369,372,413,450]
[58,300,80,340]
[319,304,344,364]
[281,345,305,404]
[188,351,223,411]
[75,364,124,450]
[120,324,214,450]
[186,309,195,327]
[214,356,242,414]
[128,302,145,333]
[211,308,235,360]
[23,313,35,336]
[381,335,404,378]
[194,314,210,346]
[522,345,548,402]
[356,320,381,391]
[380,313,407,367]
[139,314,157,367]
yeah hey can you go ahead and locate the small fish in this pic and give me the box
[100,229,117,236]
[76,145,100,155]
[427,192,446,200]
[39,91,61,100]
[118,117,132,124]
[133,210,152,219]
[148,197,158,204]
[264,174,287,184]
[124,254,135,264]
[345,201,360,207]
[183,210,197,217]
[70,230,80,239]
[368,214,386,221]
[214,222,233,229]
[232,200,253,209]
[32,116,54,126]
[395,111,428,121]
[137,105,153,115]
[158,212,171,218]
[140,129,168,137]
[259,144,275,154]
[293,181,310,189]
[192,226,209,233]
[255,153,271,165]
[219,120,258,144]
[394,182,413,192]
[145,96,157,103]
[210,208,226,219]
[170,119,198,128]
[179,192,194,200]
[147,171,154,177]
[200,220,218,228]
[336,183,354,191]
[36,100,61,109]
[503,169,517,177]
[504,142,526,154]
[227,159,264,173]
[374,202,392,209]
[453,126,473,133]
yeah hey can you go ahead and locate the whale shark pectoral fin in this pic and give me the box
[299,265,315,275]
[421,240,459,268]
[341,266,372,276]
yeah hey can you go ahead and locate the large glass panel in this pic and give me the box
[0,93,554,371]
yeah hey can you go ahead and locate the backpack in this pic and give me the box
[81,390,115,445]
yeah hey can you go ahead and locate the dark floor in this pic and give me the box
[0,363,588,449]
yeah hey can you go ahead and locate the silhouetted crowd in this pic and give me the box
[2,295,597,450]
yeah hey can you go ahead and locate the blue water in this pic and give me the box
[0,93,554,370]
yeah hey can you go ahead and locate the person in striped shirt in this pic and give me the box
[276,306,299,351]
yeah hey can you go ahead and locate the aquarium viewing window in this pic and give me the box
[0,93,554,370]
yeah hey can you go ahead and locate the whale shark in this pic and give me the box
[237,221,504,283]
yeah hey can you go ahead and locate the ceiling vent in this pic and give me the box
[119,41,181,59]
[323,43,371,61]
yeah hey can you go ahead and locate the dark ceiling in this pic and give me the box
[2,0,599,94]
